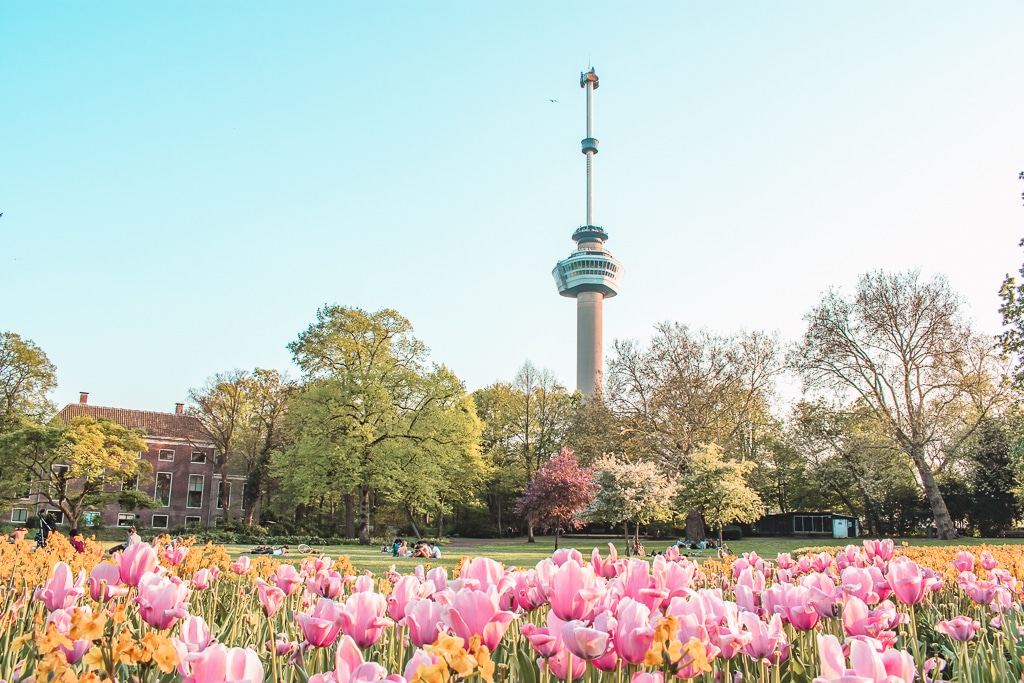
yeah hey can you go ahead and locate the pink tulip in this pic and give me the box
[190,568,213,591]
[273,564,303,596]
[935,615,980,642]
[443,588,516,651]
[980,550,998,571]
[88,562,128,602]
[35,562,86,612]
[184,643,263,683]
[229,556,252,575]
[591,543,621,579]
[255,578,286,618]
[613,597,656,664]
[117,543,161,586]
[776,553,795,570]
[503,570,547,612]
[841,595,903,642]
[137,572,191,630]
[456,557,505,592]
[739,612,789,665]
[307,570,345,599]
[814,634,914,683]
[762,582,820,631]
[180,616,213,652]
[405,598,447,647]
[886,557,928,605]
[539,650,586,681]
[340,591,393,649]
[547,560,605,622]
[841,566,887,605]
[521,611,567,658]
[164,545,190,567]
[652,555,697,602]
[952,551,974,573]
[551,548,585,567]
[426,566,448,592]
[561,617,612,661]
[331,634,389,682]
[863,539,895,563]
[295,597,349,648]
[631,673,663,683]
[388,576,431,621]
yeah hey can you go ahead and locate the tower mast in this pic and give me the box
[552,67,624,398]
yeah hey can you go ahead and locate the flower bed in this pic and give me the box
[4,535,1024,683]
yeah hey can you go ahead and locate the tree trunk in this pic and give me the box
[344,494,356,539]
[220,469,230,521]
[684,510,706,542]
[405,505,422,540]
[718,525,724,548]
[436,505,445,538]
[910,445,956,539]
[624,521,632,557]
[358,485,373,545]
[527,519,536,543]
[554,526,560,550]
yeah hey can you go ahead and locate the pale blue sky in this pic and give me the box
[2,3,1022,412]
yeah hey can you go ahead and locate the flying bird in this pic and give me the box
[549,99,558,103]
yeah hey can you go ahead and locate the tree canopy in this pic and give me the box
[792,269,1007,539]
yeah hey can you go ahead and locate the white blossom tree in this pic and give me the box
[587,454,678,554]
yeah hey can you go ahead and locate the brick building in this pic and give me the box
[7,393,247,530]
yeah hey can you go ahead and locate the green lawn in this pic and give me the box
[221,535,1024,575]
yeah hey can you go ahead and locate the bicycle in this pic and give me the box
[296,543,318,555]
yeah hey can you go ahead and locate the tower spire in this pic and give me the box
[552,67,624,398]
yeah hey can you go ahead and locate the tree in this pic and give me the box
[998,172,1024,382]
[280,306,483,543]
[514,448,597,549]
[789,401,926,535]
[606,324,781,539]
[189,368,293,525]
[966,417,1022,536]
[674,443,764,546]
[472,362,573,539]
[792,269,1007,539]
[0,332,57,427]
[587,454,677,554]
[0,416,153,527]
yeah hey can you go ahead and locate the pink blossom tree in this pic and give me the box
[514,447,597,549]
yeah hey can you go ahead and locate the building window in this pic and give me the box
[187,475,204,508]
[11,508,27,523]
[216,481,230,510]
[82,511,100,526]
[190,451,207,464]
[122,475,139,491]
[155,472,172,507]
[184,516,202,527]
[117,513,136,527]
[152,515,169,529]
[240,482,248,509]
[158,449,175,461]
[46,510,65,525]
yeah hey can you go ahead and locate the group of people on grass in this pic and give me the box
[383,538,442,559]
[629,537,730,558]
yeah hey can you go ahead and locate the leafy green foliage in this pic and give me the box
[674,443,764,542]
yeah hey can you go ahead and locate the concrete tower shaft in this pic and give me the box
[551,67,624,398]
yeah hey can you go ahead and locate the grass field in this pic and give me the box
[217,535,1024,575]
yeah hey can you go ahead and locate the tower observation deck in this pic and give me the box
[552,67,624,398]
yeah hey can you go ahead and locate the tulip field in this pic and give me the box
[6,534,1024,683]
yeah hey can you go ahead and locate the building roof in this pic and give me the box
[57,404,214,445]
